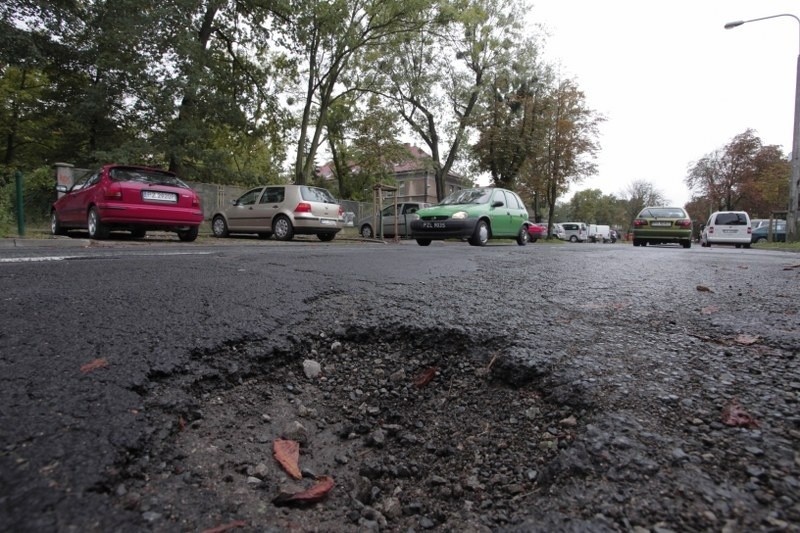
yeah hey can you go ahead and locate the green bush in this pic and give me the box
[0,166,56,237]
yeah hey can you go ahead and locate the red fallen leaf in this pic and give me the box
[273,439,302,480]
[721,400,759,429]
[273,475,335,506]
[696,285,714,293]
[178,416,187,431]
[201,520,248,533]
[80,358,108,374]
[414,366,438,388]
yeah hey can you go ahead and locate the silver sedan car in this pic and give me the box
[211,185,343,241]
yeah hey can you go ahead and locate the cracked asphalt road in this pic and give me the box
[0,239,798,531]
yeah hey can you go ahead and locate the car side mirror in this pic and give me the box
[492,201,504,208]
[56,184,68,193]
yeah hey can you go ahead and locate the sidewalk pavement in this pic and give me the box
[0,236,92,249]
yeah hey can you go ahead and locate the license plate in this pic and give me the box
[422,222,446,229]
[142,191,177,202]
[651,221,671,227]
[319,219,336,226]
[722,229,738,233]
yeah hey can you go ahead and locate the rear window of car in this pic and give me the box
[638,208,686,218]
[301,186,336,204]
[714,213,748,225]
[110,167,187,188]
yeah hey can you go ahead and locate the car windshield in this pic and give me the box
[439,188,492,205]
[110,167,188,188]
[639,208,685,218]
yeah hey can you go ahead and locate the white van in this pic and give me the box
[588,224,611,243]
[700,211,752,248]
[561,222,588,242]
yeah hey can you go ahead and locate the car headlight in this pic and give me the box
[451,211,469,220]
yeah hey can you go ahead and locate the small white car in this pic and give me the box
[700,211,752,248]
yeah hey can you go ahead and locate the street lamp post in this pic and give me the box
[725,14,800,243]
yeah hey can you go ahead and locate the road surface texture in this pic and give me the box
[1,238,799,532]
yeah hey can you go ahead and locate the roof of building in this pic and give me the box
[317,143,437,180]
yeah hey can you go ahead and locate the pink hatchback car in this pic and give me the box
[51,164,204,241]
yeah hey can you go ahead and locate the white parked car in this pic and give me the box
[700,211,752,248]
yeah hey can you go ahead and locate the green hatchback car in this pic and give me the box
[410,187,530,246]
[632,206,693,248]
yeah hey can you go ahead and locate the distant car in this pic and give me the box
[358,202,431,239]
[50,164,204,241]
[632,207,692,248]
[561,222,588,242]
[526,222,547,242]
[211,184,343,241]
[410,187,530,246]
[700,211,751,248]
[751,220,786,243]
[550,223,566,240]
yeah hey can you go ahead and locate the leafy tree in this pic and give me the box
[536,79,604,234]
[374,0,523,200]
[322,94,407,199]
[471,37,551,189]
[621,179,667,229]
[276,0,428,185]
[685,129,787,213]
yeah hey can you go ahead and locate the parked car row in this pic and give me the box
[750,219,787,243]
[50,168,789,248]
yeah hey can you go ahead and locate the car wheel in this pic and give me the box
[516,226,528,246]
[468,220,490,246]
[50,210,66,236]
[131,229,146,239]
[569,235,578,243]
[87,207,109,239]
[682,240,691,249]
[272,215,294,241]
[317,233,335,242]
[212,216,229,237]
[743,243,751,249]
[360,224,373,238]
[177,226,199,242]
[754,237,766,243]
[416,239,432,246]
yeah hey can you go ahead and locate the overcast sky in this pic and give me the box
[528,0,800,206]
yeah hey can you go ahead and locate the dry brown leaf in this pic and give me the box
[701,305,719,315]
[414,366,438,388]
[734,334,760,346]
[696,285,713,293]
[201,520,248,533]
[80,358,108,374]
[273,475,335,506]
[273,439,302,480]
[721,400,759,429]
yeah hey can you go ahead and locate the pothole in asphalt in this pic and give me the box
[110,327,596,531]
